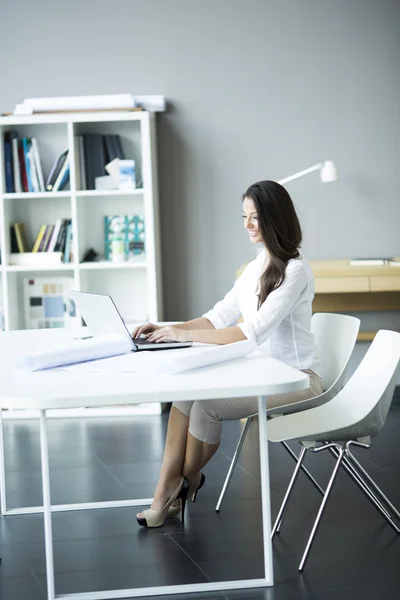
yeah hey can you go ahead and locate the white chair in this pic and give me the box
[268,329,400,571]
[215,313,361,511]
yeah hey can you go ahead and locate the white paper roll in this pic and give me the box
[17,334,132,371]
[22,94,136,112]
[153,340,257,374]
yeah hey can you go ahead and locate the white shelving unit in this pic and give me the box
[0,111,163,417]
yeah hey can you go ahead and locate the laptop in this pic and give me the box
[71,291,193,351]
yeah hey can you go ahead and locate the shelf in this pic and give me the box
[0,111,162,331]
[3,261,147,272]
[76,189,144,197]
[3,192,71,199]
[5,264,74,272]
[79,260,147,270]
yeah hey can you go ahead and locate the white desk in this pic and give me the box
[0,329,309,600]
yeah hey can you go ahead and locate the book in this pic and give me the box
[43,225,55,251]
[18,143,29,192]
[4,136,13,192]
[11,133,22,193]
[53,219,68,252]
[38,225,51,252]
[113,134,125,159]
[9,252,64,266]
[27,144,40,192]
[10,225,19,253]
[63,222,72,263]
[76,135,87,190]
[32,224,47,252]
[52,156,69,191]
[47,219,63,253]
[22,137,33,192]
[14,223,30,253]
[45,149,68,191]
[31,138,45,192]
[83,134,106,189]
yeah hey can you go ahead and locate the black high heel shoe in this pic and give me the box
[137,477,190,528]
[167,473,206,518]
[189,472,206,503]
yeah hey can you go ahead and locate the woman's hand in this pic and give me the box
[147,326,192,343]
[131,322,161,340]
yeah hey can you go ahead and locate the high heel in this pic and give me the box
[137,477,189,528]
[189,472,205,503]
[167,473,206,518]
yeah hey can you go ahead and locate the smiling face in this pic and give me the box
[242,197,263,245]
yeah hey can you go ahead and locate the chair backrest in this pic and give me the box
[268,330,400,444]
[311,312,360,398]
[267,312,360,417]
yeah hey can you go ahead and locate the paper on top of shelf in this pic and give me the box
[15,94,136,115]
[13,94,166,115]
[17,333,132,371]
[59,340,257,375]
[134,95,166,112]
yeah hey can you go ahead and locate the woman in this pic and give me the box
[133,180,323,528]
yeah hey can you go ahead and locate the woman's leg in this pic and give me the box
[182,433,220,484]
[137,404,192,515]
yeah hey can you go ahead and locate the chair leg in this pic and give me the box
[346,446,400,525]
[215,417,253,512]
[330,448,399,532]
[281,441,325,496]
[299,443,344,571]
[271,446,307,539]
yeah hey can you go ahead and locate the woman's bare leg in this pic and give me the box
[182,432,220,485]
[137,406,190,515]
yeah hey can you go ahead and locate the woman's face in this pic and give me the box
[242,197,263,244]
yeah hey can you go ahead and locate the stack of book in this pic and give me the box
[4,131,45,193]
[76,134,125,190]
[3,132,70,193]
[9,219,72,266]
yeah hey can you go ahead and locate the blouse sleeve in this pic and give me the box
[202,281,242,329]
[238,262,309,345]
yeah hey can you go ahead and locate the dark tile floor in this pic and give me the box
[0,403,400,600]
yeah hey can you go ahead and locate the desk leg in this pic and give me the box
[0,410,7,515]
[40,410,56,600]
[258,395,274,583]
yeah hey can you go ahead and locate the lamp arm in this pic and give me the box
[278,163,323,185]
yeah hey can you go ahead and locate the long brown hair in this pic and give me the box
[243,180,302,308]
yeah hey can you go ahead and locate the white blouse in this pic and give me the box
[203,251,320,374]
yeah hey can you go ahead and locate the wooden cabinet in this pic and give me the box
[310,260,400,340]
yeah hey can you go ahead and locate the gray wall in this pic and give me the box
[1,0,399,334]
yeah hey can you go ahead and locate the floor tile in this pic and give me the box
[0,575,45,600]
[19,533,201,576]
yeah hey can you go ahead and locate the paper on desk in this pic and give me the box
[59,340,257,374]
[17,334,132,372]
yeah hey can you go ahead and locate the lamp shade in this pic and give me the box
[320,161,337,183]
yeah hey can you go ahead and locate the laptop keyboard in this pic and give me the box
[134,338,170,346]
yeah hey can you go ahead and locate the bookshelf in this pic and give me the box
[0,111,163,331]
[0,111,163,417]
